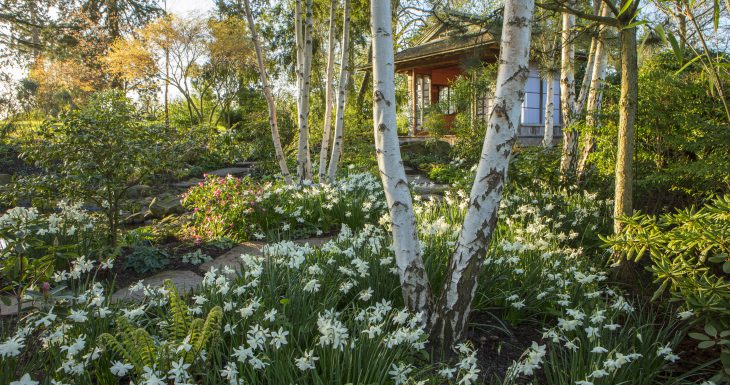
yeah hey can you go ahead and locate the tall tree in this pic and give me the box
[295,0,314,182]
[327,0,351,182]
[430,0,536,348]
[576,5,610,182]
[372,0,536,349]
[558,9,578,180]
[318,0,338,182]
[371,0,432,317]
[242,0,293,184]
[614,0,640,235]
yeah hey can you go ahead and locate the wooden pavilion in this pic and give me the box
[395,11,562,145]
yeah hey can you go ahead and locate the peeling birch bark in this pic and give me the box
[242,0,292,185]
[576,7,610,182]
[575,38,596,116]
[430,0,535,348]
[371,0,432,318]
[318,0,337,182]
[558,10,578,181]
[327,0,351,182]
[542,70,555,148]
[295,0,314,182]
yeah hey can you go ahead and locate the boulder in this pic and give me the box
[126,185,151,199]
[149,196,184,218]
[200,242,264,274]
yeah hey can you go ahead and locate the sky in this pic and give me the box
[166,0,216,17]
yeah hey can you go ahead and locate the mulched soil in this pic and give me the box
[466,311,547,384]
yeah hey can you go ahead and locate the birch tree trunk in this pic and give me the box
[430,0,535,349]
[295,0,314,182]
[327,0,351,182]
[542,70,555,148]
[318,0,337,182]
[576,7,610,182]
[575,38,596,116]
[558,11,577,181]
[242,0,292,184]
[371,0,432,318]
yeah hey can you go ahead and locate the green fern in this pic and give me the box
[164,279,192,341]
[97,280,223,375]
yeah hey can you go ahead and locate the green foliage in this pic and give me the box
[181,173,386,242]
[593,52,729,211]
[123,244,170,274]
[97,279,223,376]
[22,90,173,246]
[0,203,100,299]
[605,195,730,381]
[180,249,212,265]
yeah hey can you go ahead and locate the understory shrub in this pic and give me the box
[182,173,386,241]
[606,195,730,382]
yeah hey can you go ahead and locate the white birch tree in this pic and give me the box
[576,5,610,182]
[430,0,536,347]
[558,10,577,181]
[295,0,314,182]
[371,0,432,316]
[542,70,555,148]
[318,0,337,182]
[327,0,351,182]
[241,0,292,185]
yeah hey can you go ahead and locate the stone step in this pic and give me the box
[111,270,204,302]
[207,167,251,178]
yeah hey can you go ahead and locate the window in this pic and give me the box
[436,85,456,114]
[520,67,561,126]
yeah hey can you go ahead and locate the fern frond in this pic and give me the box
[163,279,192,342]
[97,333,139,369]
[193,306,223,354]
[133,328,158,369]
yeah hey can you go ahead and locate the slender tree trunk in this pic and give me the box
[371,0,432,319]
[327,0,351,182]
[430,0,535,349]
[356,44,373,111]
[558,11,577,181]
[542,70,555,148]
[242,0,292,184]
[575,38,596,116]
[295,0,314,182]
[318,0,338,182]
[614,11,638,236]
[576,6,610,182]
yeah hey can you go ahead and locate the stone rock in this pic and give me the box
[207,167,250,178]
[413,183,449,195]
[0,296,34,316]
[199,242,263,273]
[173,178,204,189]
[126,184,151,199]
[149,196,184,218]
[295,236,335,248]
[124,211,148,225]
[111,270,203,302]
[0,173,11,186]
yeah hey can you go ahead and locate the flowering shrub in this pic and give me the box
[182,173,386,241]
